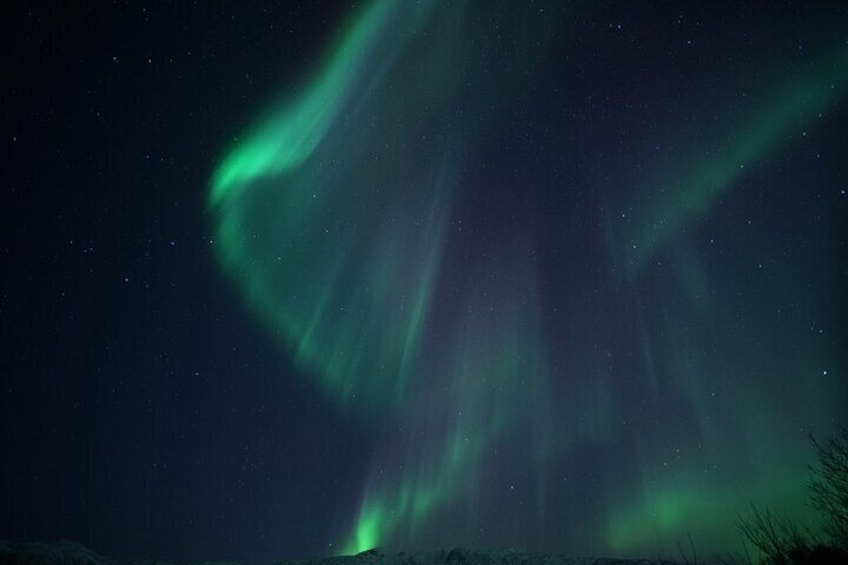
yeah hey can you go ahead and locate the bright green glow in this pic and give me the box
[342,444,472,555]
[210,1,432,206]
[349,500,383,554]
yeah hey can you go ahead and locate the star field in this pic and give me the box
[3,1,847,562]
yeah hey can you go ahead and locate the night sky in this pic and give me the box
[3,1,848,562]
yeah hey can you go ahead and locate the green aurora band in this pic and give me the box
[209,0,847,557]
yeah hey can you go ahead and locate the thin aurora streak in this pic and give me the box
[614,39,848,279]
[208,0,848,558]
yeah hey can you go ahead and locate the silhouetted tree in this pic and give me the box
[736,504,806,564]
[808,431,848,550]
[736,429,848,564]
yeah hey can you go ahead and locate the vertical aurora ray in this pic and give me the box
[343,249,551,553]
[209,0,566,554]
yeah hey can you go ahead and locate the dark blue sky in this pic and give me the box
[3,1,847,562]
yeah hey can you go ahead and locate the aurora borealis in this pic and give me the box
[208,0,847,557]
[3,0,847,562]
